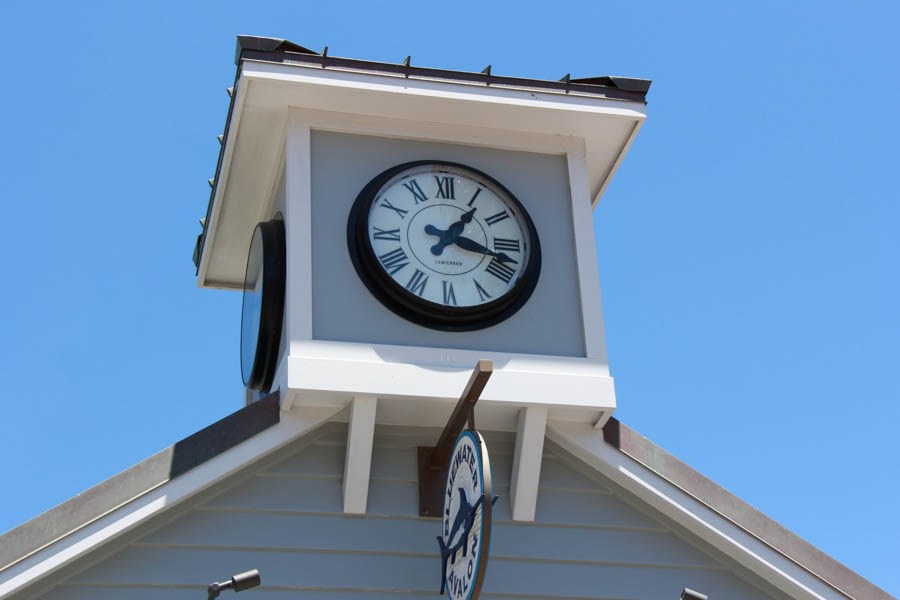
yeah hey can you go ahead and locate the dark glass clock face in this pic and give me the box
[241,228,264,385]
[240,219,286,391]
[347,161,541,331]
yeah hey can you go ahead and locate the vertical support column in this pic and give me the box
[565,139,610,368]
[281,113,313,410]
[510,406,547,522]
[566,139,616,430]
[343,396,377,514]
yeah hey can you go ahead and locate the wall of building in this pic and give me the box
[35,423,778,600]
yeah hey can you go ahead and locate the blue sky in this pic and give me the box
[2,0,897,596]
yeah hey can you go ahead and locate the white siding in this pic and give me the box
[39,425,779,600]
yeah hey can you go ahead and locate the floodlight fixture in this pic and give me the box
[207,569,261,599]
[680,588,708,600]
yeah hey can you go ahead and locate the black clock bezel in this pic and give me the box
[347,160,541,331]
[240,218,286,392]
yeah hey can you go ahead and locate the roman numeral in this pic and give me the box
[378,247,409,275]
[434,176,455,199]
[403,179,428,204]
[405,269,429,296]
[474,279,492,301]
[442,280,457,306]
[493,237,520,253]
[380,198,408,219]
[467,187,482,207]
[485,257,516,283]
[373,227,401,241]
[484,210,510,226]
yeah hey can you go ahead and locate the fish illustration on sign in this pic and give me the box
[436,489,498,594]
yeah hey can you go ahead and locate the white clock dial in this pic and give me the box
[348,161,541,331]
[366,164,530,308]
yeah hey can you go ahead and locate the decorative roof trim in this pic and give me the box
[0,394,280,573]
[600,418,893,600]
[0,401,346,600]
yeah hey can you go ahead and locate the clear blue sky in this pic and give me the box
[2,0,897,595]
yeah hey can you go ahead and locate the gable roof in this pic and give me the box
[0,394,279,575]
[0,401,892,600]
[598,419,893,600]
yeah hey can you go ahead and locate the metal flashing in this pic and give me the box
[193,60,240,273]
[231,36,650,100]
[234,35,318,65]
[601,418,895,600]
[0,393,280,573]
[238,49,651,102]
[193,34,652,273]
[168,392,280,479]
[571,76,652,93]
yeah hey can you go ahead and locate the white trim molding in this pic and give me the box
[546,420,852,600]
[198,58,645,290]
[0,405,343,600]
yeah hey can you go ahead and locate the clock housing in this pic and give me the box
[196,45,648,424]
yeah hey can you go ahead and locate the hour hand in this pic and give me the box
[446,207,476,240]
[453,236,517,263]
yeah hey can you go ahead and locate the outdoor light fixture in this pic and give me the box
[680,588,708,600]
[207,569,261,599]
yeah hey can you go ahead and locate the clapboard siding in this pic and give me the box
[261,443,346,476]
[41,586,669,600]
[268,430,607,492]
[138,511,719,567]
[206,476,655,529]
[38,424,778,600]
[63,547,769,599]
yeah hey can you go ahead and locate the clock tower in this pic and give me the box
[195,36,648,454]
[1,34,890,600]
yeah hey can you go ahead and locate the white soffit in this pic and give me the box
[199,59,646,289]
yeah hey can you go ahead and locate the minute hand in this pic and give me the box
[453,236,517,263]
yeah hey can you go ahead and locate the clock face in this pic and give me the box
[240,219,286,391]
[347,161,541,331]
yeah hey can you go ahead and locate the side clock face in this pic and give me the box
[240,218,286,392]
[348,161,541,331]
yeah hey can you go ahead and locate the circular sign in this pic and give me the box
[439,430,493,600]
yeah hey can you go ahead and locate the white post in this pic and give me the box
[343,396,377,514]
[281,114,314,411]
[565,140,610,369]
[510,406,547,521]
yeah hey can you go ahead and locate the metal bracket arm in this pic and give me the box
[417,360,493,517]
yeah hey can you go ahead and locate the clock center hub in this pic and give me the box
[407,204,489,276]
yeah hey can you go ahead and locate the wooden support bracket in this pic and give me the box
[343,396,377,514]
[417,360,493,517]
[510,406,547,521]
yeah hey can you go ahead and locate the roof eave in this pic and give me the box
[193,35,651,274]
